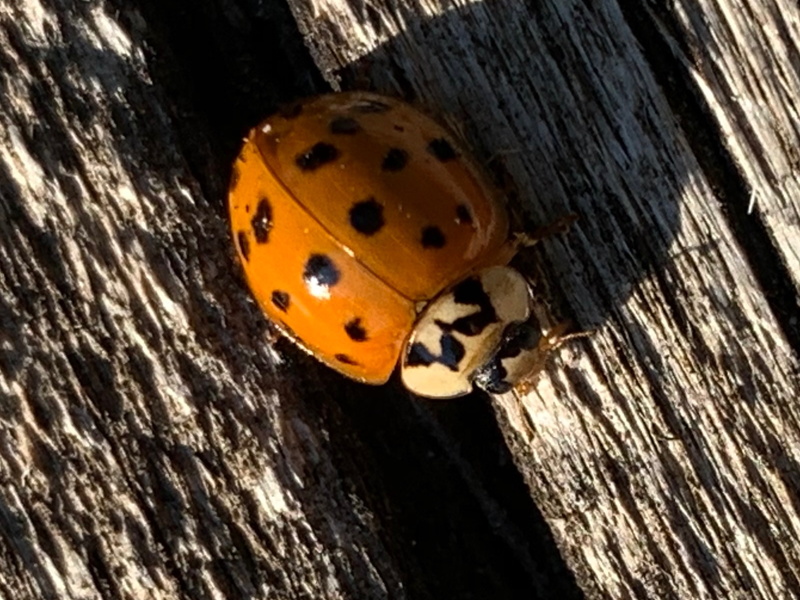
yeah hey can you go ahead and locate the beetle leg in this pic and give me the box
[513,213,579,249]
[512,321,591,395]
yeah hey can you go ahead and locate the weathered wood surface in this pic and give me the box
[1,1,799,600]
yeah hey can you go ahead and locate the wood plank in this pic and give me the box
[4,0,800,597]
[291,0,800,597]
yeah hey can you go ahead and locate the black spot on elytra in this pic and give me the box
[236,231,250,262]
[406,334,465,371]
[351,99,391,113]
[330,116,360,134]
[456,204,473,225]
[349,198,384,236]
[271,290,290,312]
[427,138,457,162]
[278,102,303,119]
[381,148,408,171]
[245,205,251,213]
[335,353,359,365]
[421,226,446,248]
[296,142,339,171]
[251,199,273,244]
[303,254,340,289]
[344,317,368,342]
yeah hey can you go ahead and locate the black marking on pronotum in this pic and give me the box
[405,277,503,377]
[436,278,498,336]
[303,254,341,289]
[407,277,500,373]
[344,317,368,342]
[271,290,290,312]
[330,116,360,135]
[351,99,391,113]
[251,198,273,244]
[452,277,486,305]
[295,142,339,171]
[456,204,473,225]
[406,334,466,371]
[421,225,446,248]
[427,138,457,162]
[236,231,250,262]
[381,148,408,171]
[349,198,384,236]
[335,353,359,365]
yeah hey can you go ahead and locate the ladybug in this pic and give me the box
[228,92,571,398]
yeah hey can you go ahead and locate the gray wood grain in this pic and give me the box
[666,0,800,293]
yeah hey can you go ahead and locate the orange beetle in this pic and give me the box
[229,92,567,398]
